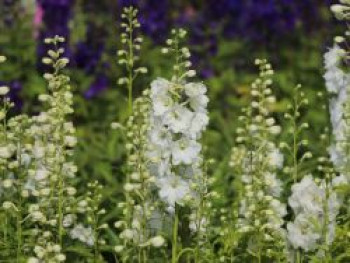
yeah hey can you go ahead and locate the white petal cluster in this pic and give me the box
[147,78,209,210]
[237,147,286,233]
[70,224,94,246]
[287,175,343,251]
[0,39,83,260]
[157,174,190,209]
[233,61,288,253]
[324,45,349,94]
[324,45,350,180]
[30,243,66,263]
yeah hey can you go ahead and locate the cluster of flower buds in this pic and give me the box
[232,60,287,260]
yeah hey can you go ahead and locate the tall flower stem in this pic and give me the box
[296,250,301,263]
[292,104,298,184]
[16,202,22,262]
[172,206,179,263]
[127,9,134,115]
[16,133,24,262]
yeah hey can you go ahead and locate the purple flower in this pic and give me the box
[84,73,109,99]
[1,0,18,27]
[73,23,106,74]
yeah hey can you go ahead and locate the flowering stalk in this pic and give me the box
[284,85,311,183]
[232,59,287,262]
[145,28,209,262]
[0,56,20,260]
[114,92,163,262]
[281,85,311,262]
[118,6,147,115]
[82,181,108,262]
[40,35,76,246]
[116,10,149,258]
[286,162,343,261]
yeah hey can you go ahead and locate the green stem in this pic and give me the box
[172,207,179,263]
[16,201,22,262]
[293,92,299,183]
[256,233,262,263]
[94,218,99,262]
[177,248,194,262]
[296,250,301,263]
[58,172,64,246]
[127,10,134,115]
[195,199,204,263]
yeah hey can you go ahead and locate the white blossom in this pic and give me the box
[267,148,284,168]
[288,175,324,215]
[150,78,174,116]
[147,77,209,210]
[287,175,342,252]
[171,138,201,165]
[149,236,165,247]
[287,214,321,251]
[184,82,209,111]
[70,224,94,246]
[157,174,190,208]
[162,105,193,134]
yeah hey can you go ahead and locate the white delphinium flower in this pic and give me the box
[287,214,321,252]
[116,9,162,260]
[324,45,348,94]
[184,82,209,111]
[145,30,209,228]
[150,78,174,116]
[145,29,211,262]
[148,76,208,209]
[148,78,208,207]
[171,138,201,165]
[149,123,172,148]
[30,242,66,263]
[288,175,325,215]
[0,57,42,260]
[324,44,350,182]
[63,214,76,228]
[157,174,191,208]
[267,148,284,168]
[162,104,193,134]
[287,175,343,252]
[264,172,283,197]
[70,224,94,246]
[116,90,163,259]
[20,37,79,259]
[0,145,15,159]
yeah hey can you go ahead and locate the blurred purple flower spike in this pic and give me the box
[84,73,110,99]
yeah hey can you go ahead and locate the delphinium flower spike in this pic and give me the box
[281,84,312,184]
[115,7,166,262]
[114,91,166,262]
[287,154,344,262]
[0,55,29,261]
[26,35,78,262]
[146,28,210,262]
[320,2,350,260]
[231,59,287,262]
[118,6,147,114]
